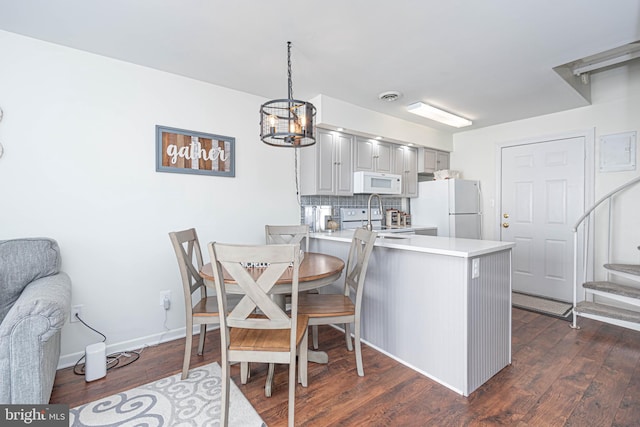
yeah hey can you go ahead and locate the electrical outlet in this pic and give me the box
[472,258,480,279]
[71,305,83,323]
[159,290,171,307]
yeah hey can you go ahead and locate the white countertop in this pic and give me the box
[311,229,514,258]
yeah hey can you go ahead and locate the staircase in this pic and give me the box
[574,255,640,330]
[572,176,640,331]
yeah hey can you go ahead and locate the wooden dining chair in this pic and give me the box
[208,242,308,427]
[265,224,320,341]
[265,224,309,251]
[169,228,239,380]
[298,227,377,376]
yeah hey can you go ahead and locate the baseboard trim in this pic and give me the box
[57,325,218,369]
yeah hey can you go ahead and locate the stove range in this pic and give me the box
[339,208,383,230]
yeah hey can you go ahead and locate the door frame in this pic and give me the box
[494,129,596,297]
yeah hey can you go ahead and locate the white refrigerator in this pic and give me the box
[411,179,482,239]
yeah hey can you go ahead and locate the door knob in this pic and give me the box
[502,222,510,228]
[503,213,509,218]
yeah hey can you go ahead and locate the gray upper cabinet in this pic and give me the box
[436,150,450,171]
[419,148,450,173]
[392,145,418,197]
[354,137,392,173]
[300,129,353,196]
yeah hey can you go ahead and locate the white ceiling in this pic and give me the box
[1,0,639,133]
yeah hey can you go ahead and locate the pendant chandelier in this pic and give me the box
[260,42,316,147]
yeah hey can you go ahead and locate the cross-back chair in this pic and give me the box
[298,227,377,376]
[265,224,309,252]
[266,224,322,346]
[169,228,239,380]
[208,242,308,427]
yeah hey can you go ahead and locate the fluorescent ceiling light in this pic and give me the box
[407,102,472,128]
[571,41,640,76]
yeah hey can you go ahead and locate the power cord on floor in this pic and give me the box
[72,313,141,376]
[153,303,171,346]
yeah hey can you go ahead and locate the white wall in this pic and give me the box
[0,31,306,365]
[311,94,453,150]
[453,61,640,281]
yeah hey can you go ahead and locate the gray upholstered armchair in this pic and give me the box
[0,238,71,404]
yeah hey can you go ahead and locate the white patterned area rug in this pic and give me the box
[70,362,266,426]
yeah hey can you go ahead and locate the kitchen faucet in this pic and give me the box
[366,193,383,231]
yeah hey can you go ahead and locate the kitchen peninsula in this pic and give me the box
[310,230,514,396]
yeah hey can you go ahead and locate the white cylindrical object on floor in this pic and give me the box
[85,342,106,382]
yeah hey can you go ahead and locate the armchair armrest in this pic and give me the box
[0,272,72,404]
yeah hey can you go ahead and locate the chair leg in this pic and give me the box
[299,330,308,387]
[312,325,319,350]
[344,323,353,351]
[197,324,207,355]
[265,363,275,397]
[354,318,364,377]
[181,319,193,380]
[240,362,249,384]
[288,352,296,427]
[220,353,230,427]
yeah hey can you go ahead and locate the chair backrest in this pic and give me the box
[169,229,207,313]
[343,228,377,306]
[265,224,309,252]
[208,242,301,342]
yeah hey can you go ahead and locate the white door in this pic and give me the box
[501,137,585,301]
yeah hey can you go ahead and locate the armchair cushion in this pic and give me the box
[0,238,61,323]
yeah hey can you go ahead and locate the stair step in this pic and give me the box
[575,301,640,323]
[583,281,640,299]
[604,263,640,277]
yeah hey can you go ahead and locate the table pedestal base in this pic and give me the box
[263,348,329,397]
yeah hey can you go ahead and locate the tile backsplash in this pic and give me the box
[300,195,405,227]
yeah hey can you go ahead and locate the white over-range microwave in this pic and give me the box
[353,171,402,195]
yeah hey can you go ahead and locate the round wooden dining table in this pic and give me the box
[199,251,345,295]
[199,252,345,396]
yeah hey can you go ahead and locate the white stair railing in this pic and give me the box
[571,175,640,329]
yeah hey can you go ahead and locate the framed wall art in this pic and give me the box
[155,125,235,177]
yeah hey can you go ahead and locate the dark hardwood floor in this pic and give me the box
[51,308,640,426]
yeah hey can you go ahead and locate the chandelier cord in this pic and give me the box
[287,41,293,100]
[289,42,302,206]
[294,148,301,207]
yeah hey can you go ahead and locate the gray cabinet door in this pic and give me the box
[392,145,418,197]
[422,148,437,173]
[392,145,405,176]
[375,142,393,173]
[404,147,418,197]
[436,151,450,171]
[354,137,375,171]
[355,137,392,173]
[316,130,335,194]
[335,133,353,195]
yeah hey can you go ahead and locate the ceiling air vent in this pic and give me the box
[378,91,402,102]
